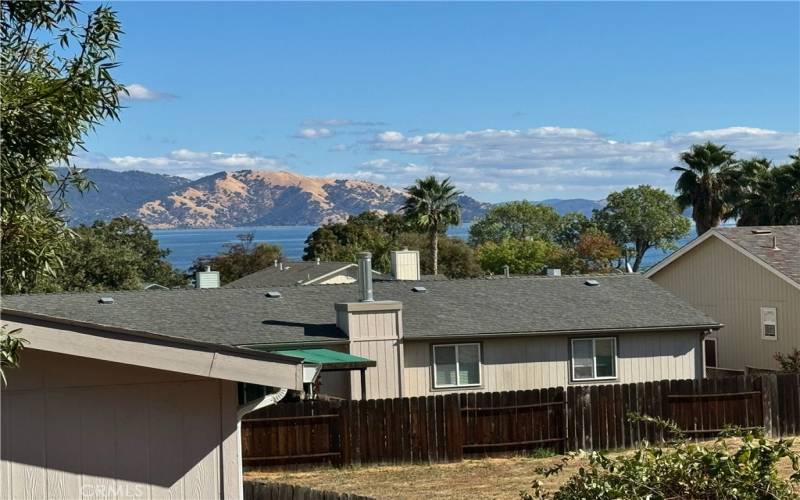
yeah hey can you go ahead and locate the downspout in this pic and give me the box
[236,387,288,500]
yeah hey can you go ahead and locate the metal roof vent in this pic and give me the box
[751,229,772,234]
[98,297,114,304]
[584,279,600,287]
[411,286,428,293]
[265,291,282,298]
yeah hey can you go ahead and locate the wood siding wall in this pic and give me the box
[1,349,241,500]
[402,331,702,397]
[339,309,403,400]
[650,236,800,371]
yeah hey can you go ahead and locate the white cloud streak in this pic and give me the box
[120,83,176,101]
[294,128,334,139]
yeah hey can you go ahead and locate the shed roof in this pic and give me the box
[2,274,720,348]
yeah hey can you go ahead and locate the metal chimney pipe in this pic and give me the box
[357,252,374,302]
[773,236,779,250]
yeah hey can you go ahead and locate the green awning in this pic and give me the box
[271,348,376,370]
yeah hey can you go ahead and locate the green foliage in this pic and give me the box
[574,229,621,272]
[469,201,561,246]
[672,142,739,235]
[0,325,28,385]
[1,0,124,293]
[476,239,562,275]
[403,176,462,275]
[774,349,800,373]
[593,185,690,272]
[58,216,186,291]
[192,232,283,285]
[735,152,800,226]
[523,428,800,500]
[553,212,597,247]
[396,232,482,278]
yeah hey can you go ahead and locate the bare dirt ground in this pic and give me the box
[245,440,800,499]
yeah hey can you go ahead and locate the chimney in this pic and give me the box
[546,268,562,277]
[357,252,374,302]
[503,265,510,278]
[390,249,421,281]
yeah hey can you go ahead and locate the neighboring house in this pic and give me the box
[0,307,303,500]
[224,260,379,287]
[645,225,800,372]
[3,259,720,403]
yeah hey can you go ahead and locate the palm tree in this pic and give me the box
[672,142,738,235]
[402,176,462,275]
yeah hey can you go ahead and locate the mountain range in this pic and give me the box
[61,168,602,228]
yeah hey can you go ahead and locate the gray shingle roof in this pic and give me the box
[715,226,800,285]
[224,261,358,288]
[2,275,720,348]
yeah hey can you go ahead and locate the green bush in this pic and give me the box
[522,426,799,500]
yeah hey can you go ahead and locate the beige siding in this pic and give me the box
[650,236,800,370]
[1,349,241,500]
[402,331,701,396]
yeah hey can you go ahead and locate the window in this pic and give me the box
[571,337,617,381]
[433,343,481,388]
[704,338,717,368]
[761,307,777,340]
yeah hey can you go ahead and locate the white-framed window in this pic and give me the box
[570,337,617,381]
[761,307,777,341]
[704,338,718,368]
[432,343,481,388]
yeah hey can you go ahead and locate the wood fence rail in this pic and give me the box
[241,373,800,469]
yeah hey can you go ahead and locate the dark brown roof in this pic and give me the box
[716,226,800,285]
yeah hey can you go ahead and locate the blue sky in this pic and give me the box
[83,1,800,201]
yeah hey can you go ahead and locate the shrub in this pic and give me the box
[522,426,799,499]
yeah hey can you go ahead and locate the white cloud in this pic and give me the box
[359,125,799,199]
[295,128,334,139]
[79,149,286,179]
[302,118,388,127]
[120,83,175,101]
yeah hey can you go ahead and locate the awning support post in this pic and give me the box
[360,368,367,400]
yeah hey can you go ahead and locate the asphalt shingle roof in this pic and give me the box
[2,275,720,348]
[715,226,800,285]
[224,261,358,288]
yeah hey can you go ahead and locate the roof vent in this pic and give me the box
[265,291,282,298]
[98,297,114,304]
[751,229,772,234]
[411,286,428,293]
[584,279,600,287]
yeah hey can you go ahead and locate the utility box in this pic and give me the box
[195,266,220,289]
[391,249,421,281]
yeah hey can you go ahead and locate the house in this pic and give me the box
[645,225,800,372]
[223,260,379,287]
[0,305,304,500]
[2,253,721,404]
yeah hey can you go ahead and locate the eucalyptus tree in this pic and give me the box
[1,1,124,293]
[402,176,462,276]
[671,142,738,235]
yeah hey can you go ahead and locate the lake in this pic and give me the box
[152,225,691,272]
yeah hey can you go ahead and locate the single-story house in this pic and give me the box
[0,307,304,500]
[645,225,799,372]
[224,260,380,288]
[2,254,721,402]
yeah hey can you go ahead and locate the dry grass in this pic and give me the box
[245,439,800,499]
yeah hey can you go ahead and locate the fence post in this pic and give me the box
[760,373,778,437]
[444,394,463,462]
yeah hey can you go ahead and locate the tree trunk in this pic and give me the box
[631,241,648,272]
[431,229,439,276]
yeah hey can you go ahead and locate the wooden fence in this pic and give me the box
[243,481,374,500]
[241,373,800,469]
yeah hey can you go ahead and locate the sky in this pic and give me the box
[81,1,800,202]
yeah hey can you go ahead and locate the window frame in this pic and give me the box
[704,337,718,369]
[760,306,778,341]
[431,342,482,389]
[569,337,618,383]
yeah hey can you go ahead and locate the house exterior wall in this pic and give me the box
[401,330,703,396]
[649,236,800,370]
[1,349,242,500]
